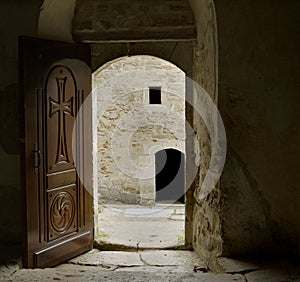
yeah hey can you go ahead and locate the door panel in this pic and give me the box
[19,36,93,268]
[46,65,76,173]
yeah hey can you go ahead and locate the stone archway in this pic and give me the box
[37,0,220,266]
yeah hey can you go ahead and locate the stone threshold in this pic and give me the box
[94,239,192,252]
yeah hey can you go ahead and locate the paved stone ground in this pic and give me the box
[96,204,185,249]
[0,249,299,281]
[1,205,299,281]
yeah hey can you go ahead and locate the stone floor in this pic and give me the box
[0,249,299,281]
[1,204,299,281]
[96,203,185,249]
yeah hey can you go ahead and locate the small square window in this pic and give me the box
[149,87,161,104]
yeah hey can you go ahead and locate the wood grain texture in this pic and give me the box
[19,36,93,268]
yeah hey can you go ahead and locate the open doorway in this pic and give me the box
[93,55,186,249]
[155,149,185,204]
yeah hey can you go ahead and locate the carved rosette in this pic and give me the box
[50,192,75,234]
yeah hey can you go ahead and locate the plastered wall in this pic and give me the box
[216,0,300,256]
[0,0,42,245]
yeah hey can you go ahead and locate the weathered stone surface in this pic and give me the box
[3,255,294,282]
[73,0,196,42]
[218,257,260,273]
[97,204,185,249]
[187,0,222,270]
[192,188,223,271]
[68,249,143,267]
[3,266,247,282]
[95,56,185,205]
[0,262,20,280]
[245,269,290,282]
[182,273,245,282]
[140,250,202,267]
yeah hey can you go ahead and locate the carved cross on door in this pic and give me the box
[49,76,74,164]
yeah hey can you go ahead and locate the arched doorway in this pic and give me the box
[93,55,186,248]
[93,55,186,207]
[155,149,185,204]
[37,0,220,267]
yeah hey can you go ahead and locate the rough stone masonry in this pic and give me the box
[94,56,186,205]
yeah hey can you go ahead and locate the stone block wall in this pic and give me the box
[73,0,196,41]
[93,56,185,205]
[188,0,222,267]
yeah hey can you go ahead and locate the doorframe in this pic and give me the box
[92,75,99,238]
[90,44,195,247]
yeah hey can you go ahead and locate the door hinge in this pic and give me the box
[33,144,41,174]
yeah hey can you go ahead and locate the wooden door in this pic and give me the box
[19,37,93,268]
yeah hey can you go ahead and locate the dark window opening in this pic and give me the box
[149,87,161,104]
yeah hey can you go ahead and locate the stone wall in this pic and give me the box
[188,0,222,268]
[73,0,196,42]
[189,0,300,266]
[94,56,185,205]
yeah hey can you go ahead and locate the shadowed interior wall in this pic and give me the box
[38,0,76,42]
[215,0,300,256]
[0,0,42,246]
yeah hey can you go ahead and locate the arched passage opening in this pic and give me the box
[155,149,185,204]
[37,0,221,269]
[93,55,186,248]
